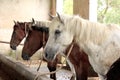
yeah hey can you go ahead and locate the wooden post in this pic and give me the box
[50,0,56,16]
[73,0,89,19]
[73,0,98,77]
[73,0,97,21]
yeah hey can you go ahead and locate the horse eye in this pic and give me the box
[55,30,61,35]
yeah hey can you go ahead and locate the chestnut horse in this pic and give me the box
[10,21,33,50]
[10,20,59,80]
[23,21,92,80]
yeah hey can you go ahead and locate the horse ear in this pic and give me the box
[32,18,35,24]
[57,12,64,24]
[13,20,17,24]
[17,21,20,24]
[49,14,54,20]
[57,13,61,20]
[14,20,19,25]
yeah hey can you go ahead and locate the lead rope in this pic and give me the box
[24,23,32,67]
[34,43,74,80]
[37,32,46,71]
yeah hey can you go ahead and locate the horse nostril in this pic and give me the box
[10,45,17,50]
[44,51,55,61]
[22,53,30,60]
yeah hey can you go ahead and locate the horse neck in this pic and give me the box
[43,31,49,47]
[68,17,109,51]
[33,30,48,48]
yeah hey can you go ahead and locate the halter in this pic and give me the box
[24,22,29,38]
[24,23,33,67]
[34,41,74,80]
[13,22,29,61]
[42,32,46,47]
[37,31,46,71]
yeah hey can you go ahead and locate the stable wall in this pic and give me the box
[0,0,50,28]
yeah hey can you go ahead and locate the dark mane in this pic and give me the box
[32,26,49,33]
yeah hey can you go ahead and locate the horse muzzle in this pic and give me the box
[10,45,17,50]
[22,53,30,60]
[44,48,57,61]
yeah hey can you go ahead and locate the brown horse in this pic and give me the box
[10,21,33,50]
[22,26,60,80]
[23,24,91,80]
[10,20,59,80]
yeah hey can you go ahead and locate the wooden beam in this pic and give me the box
[73,0,89,19]
[50,0,56,16]
[0,53,51,80]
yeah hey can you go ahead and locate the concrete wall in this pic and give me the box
[0,0,50,28]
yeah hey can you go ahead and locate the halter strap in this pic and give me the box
[42,32,46,48]
[24,23,33,67]
[24,23,28,38]
[34,41,74,80]
[36,31,46,71]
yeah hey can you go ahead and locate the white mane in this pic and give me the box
[60,15,120,45]
[58,14,120,79]
[33,20,51,27]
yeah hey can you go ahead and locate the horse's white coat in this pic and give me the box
[32,20,51,27]
[44,14,120,80]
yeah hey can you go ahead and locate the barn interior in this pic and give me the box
[0,0,98,80]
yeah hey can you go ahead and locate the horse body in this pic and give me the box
[44,14,120,80]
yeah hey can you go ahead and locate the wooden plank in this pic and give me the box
[0,53,51,80]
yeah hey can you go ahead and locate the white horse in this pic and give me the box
[44,13,120,80]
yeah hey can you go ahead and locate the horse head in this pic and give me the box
[21,21,49,60]
[10,19,34,50]
[44,13,74,61]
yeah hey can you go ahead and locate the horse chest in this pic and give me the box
[81,43,107,75]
